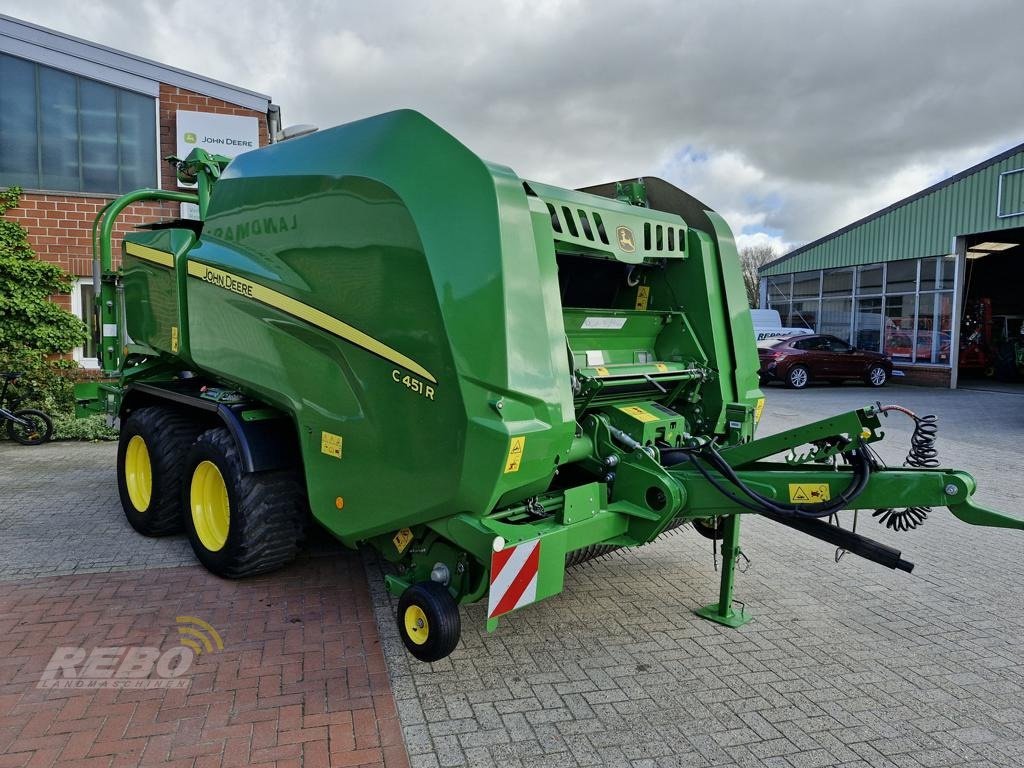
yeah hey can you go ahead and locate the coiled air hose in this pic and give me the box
[871,405,939,531]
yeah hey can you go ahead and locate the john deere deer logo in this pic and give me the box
[617,226,636,253]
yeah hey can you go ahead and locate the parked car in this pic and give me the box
[758,334,893,389]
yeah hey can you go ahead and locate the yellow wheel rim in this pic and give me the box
[125,435,152,512]
[403,604,430,646]
[190,460,230,552]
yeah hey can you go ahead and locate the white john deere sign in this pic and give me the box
[175,110,259,189]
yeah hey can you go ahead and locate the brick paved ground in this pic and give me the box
[366,385,1024,768]
[4,384,1024,767]
[0,442,410,768]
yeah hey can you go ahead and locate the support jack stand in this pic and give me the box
[694,514,752,628]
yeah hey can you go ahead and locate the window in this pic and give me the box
[0,53,156,194]
[886,259,917,293]
[819,298,852,342]
[822,269,852,296]
[772,255,955,367]
[919,258,938,291]
[71,279,99,368]
[792,271,821,298]
[883,294,916,362]
[855,297,883,352]
[766,274,792,304]
[937,256,956,290]
[857,265,883,295]
[788,299,818,330]
[915,292,953,364]
[825,337,852,353]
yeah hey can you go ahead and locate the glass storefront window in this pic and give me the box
[768,301,791,324]
[819,298,852,341]
[771,257,955,367]
[857,265,883,295]
[766,275,792,304]
[915,292,954,364]
[916,292,936,363]
[886,259,917,293]
[788,300,818,330]
[822,269,853,296]
[938,256,956,290]
[936,292,953,363]
[792,271,821,298]
[855,297,883,351]
[919,258,937,291]
[883,294,917,362]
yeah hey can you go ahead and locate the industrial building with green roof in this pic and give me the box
[759,142,1024,387]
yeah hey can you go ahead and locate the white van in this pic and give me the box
[750,309,814,342]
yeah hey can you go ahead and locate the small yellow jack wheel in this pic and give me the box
[397,582,461,662]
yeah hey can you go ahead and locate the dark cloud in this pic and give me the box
[14,0,1024,250]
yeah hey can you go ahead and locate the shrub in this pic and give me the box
[53,414,118,442]
[0,187,91,432]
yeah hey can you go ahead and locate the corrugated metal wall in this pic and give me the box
[763,146,1024,276]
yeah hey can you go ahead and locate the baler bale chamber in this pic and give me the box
[92,110,1023,662]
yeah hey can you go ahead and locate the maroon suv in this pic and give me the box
[758,334,892,389]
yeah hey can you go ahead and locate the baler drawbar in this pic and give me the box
[83,110,1022,662]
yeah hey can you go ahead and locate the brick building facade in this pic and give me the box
[0,15,275,368]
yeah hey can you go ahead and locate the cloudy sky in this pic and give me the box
[11,1,1024,253]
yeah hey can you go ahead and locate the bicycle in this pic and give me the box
[1,372,54,446]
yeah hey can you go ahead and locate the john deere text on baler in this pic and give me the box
[90,110,1023,662]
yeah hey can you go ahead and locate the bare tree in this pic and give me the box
[739,245,778,308]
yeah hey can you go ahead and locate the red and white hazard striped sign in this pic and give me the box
[487,539,541,619]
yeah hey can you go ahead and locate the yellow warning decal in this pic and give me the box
[504,436,526,473]
[788,483,830,503]
[635,285,650,310]
[124,241,174,268]
[618,405,660,423]
[595,366,610,377]
[393,528,413,554]
[754,398,765,423]
[320,431,343,459]
[655,363,668,372]
[186,261,437,384]
[170,326,179,353]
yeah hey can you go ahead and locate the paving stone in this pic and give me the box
[363,386,1024,767]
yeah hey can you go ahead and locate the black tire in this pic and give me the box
[182,427,306,578]
[865,365,888,388]
[7,409,53,445]
[117,407,203,536]
[786,365,810,389]
[692,517,723,540]
[397,581,461,663]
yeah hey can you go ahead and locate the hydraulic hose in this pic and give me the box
[677,445,872,519]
